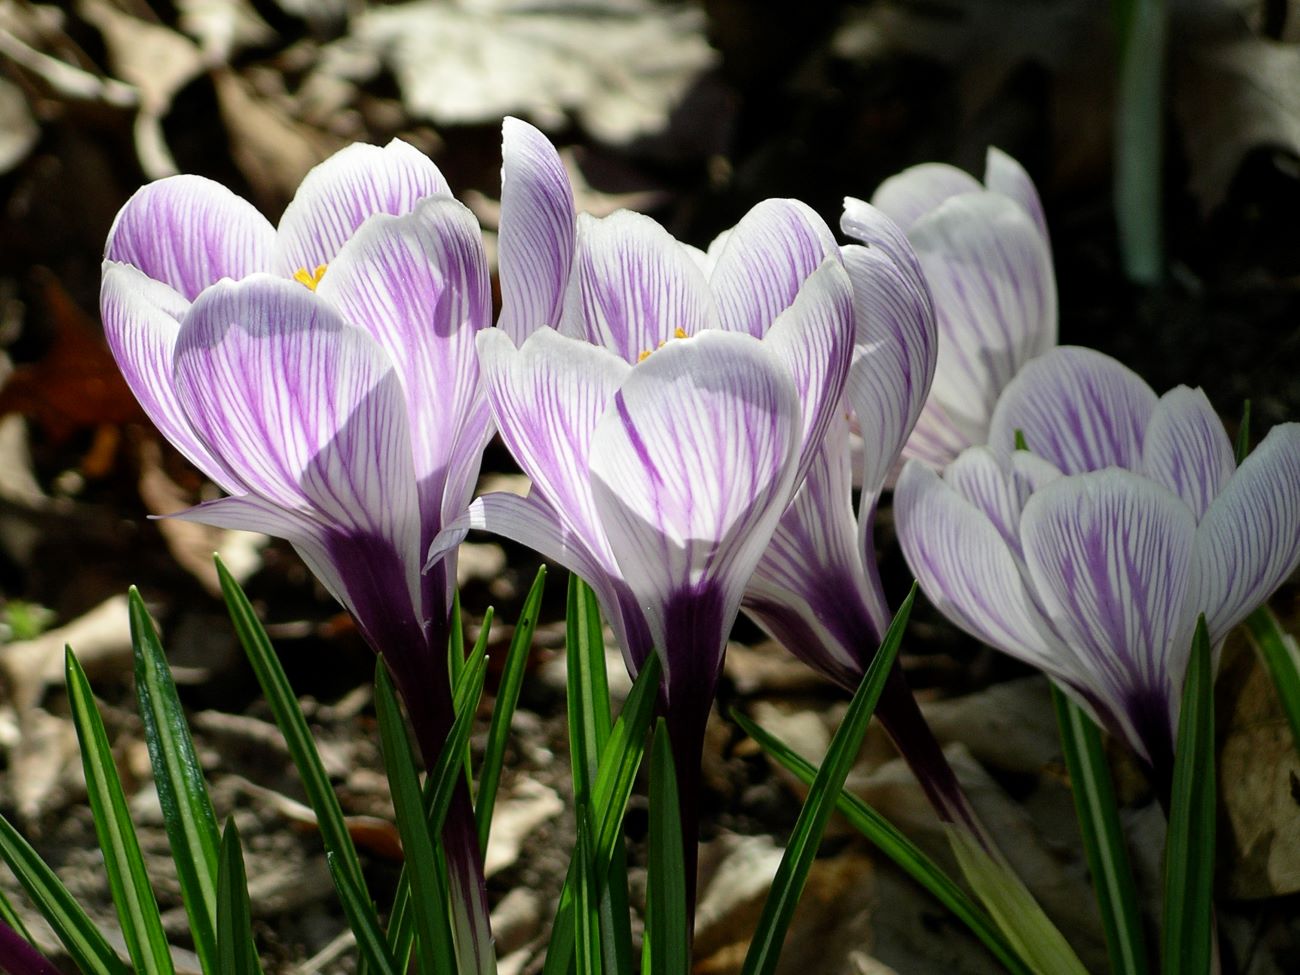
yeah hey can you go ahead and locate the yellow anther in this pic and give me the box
[674,327,688,339]
[293,264,328,291]
[636,327,691,363]
[637,349,652,362]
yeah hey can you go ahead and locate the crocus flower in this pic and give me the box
[896,346,1300,782]
[871,149,1056,471]
[100,136,520,973]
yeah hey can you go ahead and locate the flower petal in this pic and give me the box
[1141,386,1235,521]
[104,176,275,300]
[172,276,421,611]
[496,117,575,344]
[274,139,450,277]
[707,198,840,337]
[910,191,1057,447]
[560,210,717,362]
[895,459,1078,683]
[988,346,1157,474]
[588,330,802,685]
[1020,470,1197,760]
[476,327,629,570]
[316,196,492,530]
[761,259,856,486]
[870,162,982,231]
[1192,423,1300,645]
[100,262,240,491]
[983,147,1049,245]
[841,196,926,285]
[942,447,1027,557]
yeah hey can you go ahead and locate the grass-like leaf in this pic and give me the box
[375,662,459,975]
[215,820,260,975]
[0,813,127,975]
[65,648,175,975]
[541,652,662,975]
[327,853,401,975]
[740,584,915,975]
[732,711,1032,975]
[1246,606,1300,760]
[215,558,376,931]
[130,588,221,975]
[1052,685,1149,975]
[1162,615,1216,975]
[643,719,688,975]
[573,811,600,975]
[477,566,546,851]
[0,880,34,945]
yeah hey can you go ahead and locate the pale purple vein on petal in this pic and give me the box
[984,147,1050,245]
[497,116,575,344]
[104,175,275,301]
[1141,386,1236,521]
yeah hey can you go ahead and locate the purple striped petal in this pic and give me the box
[101,262,241,491]
[1141,386,1236,521]
[1193,423,1300,645]
[707,198,840,337]
[104,175,275,300]
[497,116,575,343]
[840,233,937,498]
[983,147,1049,245]
[316,196,492,531]
[943,448,1027,557]
[910,191,1057,448]
[588,331,801,689]
[476,327,629,571]
[761,259,856,486]
[1020,470,1197,761]
[172,276,421,601]
[895,459,1076,681]
[841,196,927,286]
[561,211,717,363]
[903,400,976,472]
[988,347,1158,474]
[870,163,983,231]
[274,139,450,278]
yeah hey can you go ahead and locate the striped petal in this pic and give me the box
[1192,423,1300,645]
[910,191,1057,448]
[707,198,840,337]
[988,347,1157,474]
[1020,471,1197,760]
[761,259,856,486]
[476,327,629,572]
[172,275,421,614]
[104,175,274,300]
[983,147,1049,245]
[1141,386,1235,521]
[871,162,983,231]
[100,262,240,491]
[316,196,492,530]
[560,210,717,363]
[588,331,802,689]
[274,139,450,278]
[497,117,575,343]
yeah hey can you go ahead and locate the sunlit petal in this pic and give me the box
[870,162,983,231]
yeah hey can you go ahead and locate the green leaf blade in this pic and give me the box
[645,719,688,975]
[327,852,401,975]
[214,820,260,975]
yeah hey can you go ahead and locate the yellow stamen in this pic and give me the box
[637,349,652,362]
[293,264,328,291]
[674,327,688,339]
[635,327,692,363]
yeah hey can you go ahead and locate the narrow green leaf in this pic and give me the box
[644,719,688,975]
[477,566,546,851]
[0,878,34,945]
[1233,399,1251,464]
[375,662,458,975]
[215,558,374,922]
[573,811,600,975]
[448,588,466,688]
[741,585,915,975]
[0,813,128,975]
[1051,684,1149,975]
[327,853,401,975]
[948,827,1089,975]
[564,575,633,973]
[1246,606,1300,759]
[541,652,662,975]
[215,820,259,975]
[733,711,1032,975]
[65,648,175,975]
[130,589,221,975]
[1162,615,1216,975]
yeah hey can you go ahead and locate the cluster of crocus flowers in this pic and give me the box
[896,346,1300,783]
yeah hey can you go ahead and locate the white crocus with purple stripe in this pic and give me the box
[863,148,1056,472]
[98,131,567,975]
[897,346,1300,781]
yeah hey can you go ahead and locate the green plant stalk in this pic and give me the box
[214,820,260,975]
[1051,684,1150,975]
[644,719,688,975]
[326,854,401,975]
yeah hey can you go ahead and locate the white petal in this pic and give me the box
[870,162,983,231]
[984,147,1049,245]
[1141,386,1235,521]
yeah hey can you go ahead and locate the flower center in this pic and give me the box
[637,327,690,362]
[293,264,328,291]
